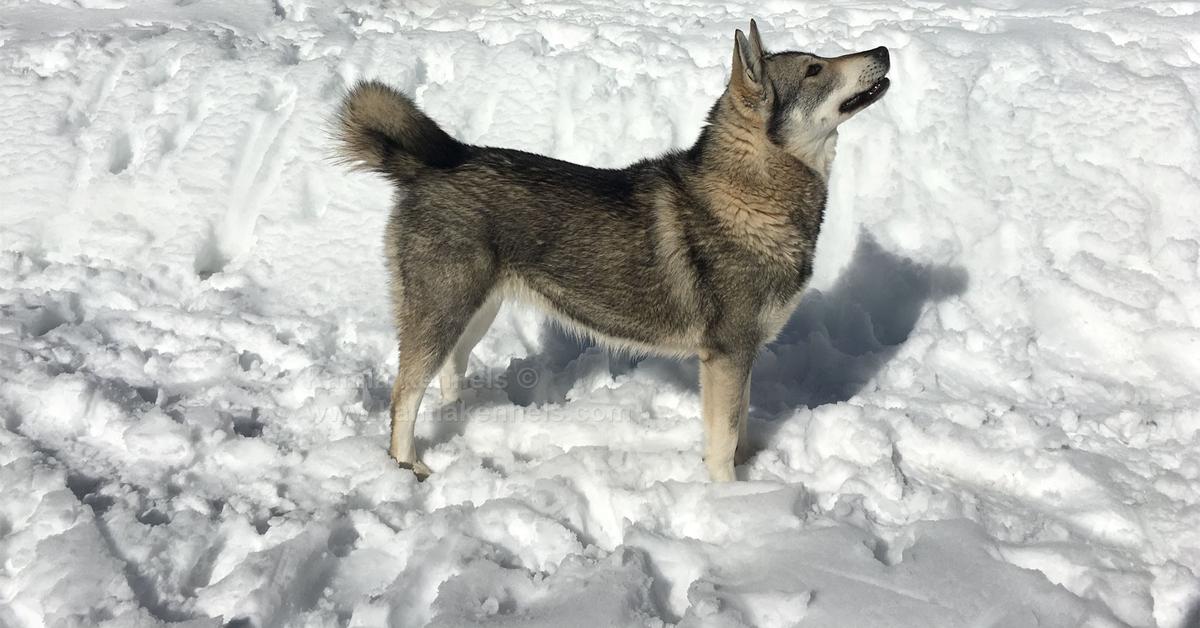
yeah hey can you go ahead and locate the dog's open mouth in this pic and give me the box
[839,77,890,114]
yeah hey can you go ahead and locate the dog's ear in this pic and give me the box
[732,27,765,96]
[748,19,766,60]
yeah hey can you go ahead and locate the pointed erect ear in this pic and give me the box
[732,28,764,89]
[748,19,766,60]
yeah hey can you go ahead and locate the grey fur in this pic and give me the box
[334,21,891,481]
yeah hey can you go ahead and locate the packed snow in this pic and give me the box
[2,0,1200,626]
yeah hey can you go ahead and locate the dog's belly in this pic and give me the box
[498,275,703,357]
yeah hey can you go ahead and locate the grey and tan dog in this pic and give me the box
[335,20,890,481]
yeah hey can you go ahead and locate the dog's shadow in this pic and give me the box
[429,229,968,453]
[758,229,968,406]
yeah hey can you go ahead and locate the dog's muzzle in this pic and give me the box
[839,46,891,114]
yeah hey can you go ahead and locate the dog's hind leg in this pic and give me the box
[389,354,436,479]
[699,352,752,482]
[389,265,494,479]
[438,296,502,403]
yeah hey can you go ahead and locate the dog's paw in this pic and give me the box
[397,460,432,481]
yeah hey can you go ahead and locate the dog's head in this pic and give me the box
[727,20,890,169]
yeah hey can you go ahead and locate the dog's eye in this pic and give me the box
[806,64,822,78]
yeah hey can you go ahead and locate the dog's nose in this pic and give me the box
[870,46,889,64]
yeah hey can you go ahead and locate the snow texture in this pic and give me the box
[2,1,1200,627]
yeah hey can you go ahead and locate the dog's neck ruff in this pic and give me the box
[704,95,837,183]
[688,112,824,265]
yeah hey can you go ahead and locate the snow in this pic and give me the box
[2,0,1199,626]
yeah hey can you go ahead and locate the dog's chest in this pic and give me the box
[744,231,815,342]
[717,255,810,345]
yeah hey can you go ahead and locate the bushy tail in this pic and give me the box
[334,80,467,183]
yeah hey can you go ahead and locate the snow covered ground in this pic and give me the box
[2,0,1200,626]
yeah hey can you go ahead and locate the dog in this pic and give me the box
[335,20,890,481]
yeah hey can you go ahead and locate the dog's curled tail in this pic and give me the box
[334,80,467,183]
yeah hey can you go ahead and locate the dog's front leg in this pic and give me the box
[700,352,752,482]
